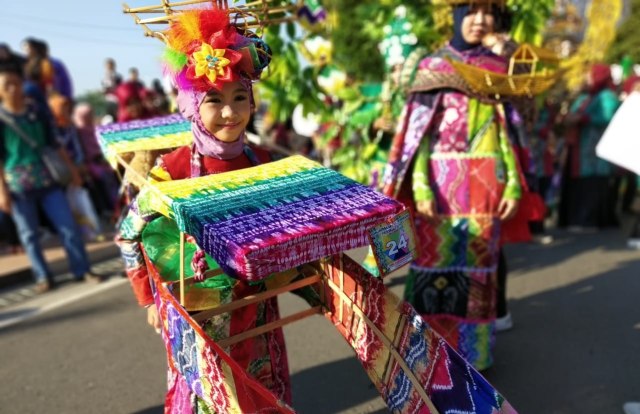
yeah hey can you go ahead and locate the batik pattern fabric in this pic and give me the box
[148,259,295,414]
[321,254,517,414]
[141,155,404,281]
[149,250,518,413]
[95,114,193,166]
[381,45,521,371]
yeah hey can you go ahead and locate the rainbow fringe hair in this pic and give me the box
[163,7,271,92]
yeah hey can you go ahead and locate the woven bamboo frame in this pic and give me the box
[161,253,440,412]
[123,0,304,42]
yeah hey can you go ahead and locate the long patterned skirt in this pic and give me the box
[404,215,500,371]
[404,156,504,371]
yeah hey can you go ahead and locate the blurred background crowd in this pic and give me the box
[0,0,639,412]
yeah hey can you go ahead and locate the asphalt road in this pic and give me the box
[0,227,638,413]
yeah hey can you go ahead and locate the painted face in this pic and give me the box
[461,6,495,44]
[198,81,251,143]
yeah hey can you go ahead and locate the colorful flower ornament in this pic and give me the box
[193,44,231,83]
[163,8,271,93]
[188,40,243,88]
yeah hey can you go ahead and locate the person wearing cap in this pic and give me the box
[382,0,522,370]
[115,7,290,410]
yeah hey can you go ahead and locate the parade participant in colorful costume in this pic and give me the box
[382,0,522,370]
[115,7,288,410]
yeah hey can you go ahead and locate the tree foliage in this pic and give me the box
[257,1,445,123]
[508,0,555,45]
[257,23,326,123]
[321,0,443,81]
[607,0,640,64]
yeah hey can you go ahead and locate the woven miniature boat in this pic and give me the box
[448,43,562,98]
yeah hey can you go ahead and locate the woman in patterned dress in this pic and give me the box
[382,0,523,370]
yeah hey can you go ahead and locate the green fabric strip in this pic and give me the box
[467,98,495,146]
[142,216,234,290]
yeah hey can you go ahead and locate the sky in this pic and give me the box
[0,0,167,97]
[0,1,628,97]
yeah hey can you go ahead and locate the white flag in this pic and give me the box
[596,91,640,175]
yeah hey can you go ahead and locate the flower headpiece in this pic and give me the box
[163,8,271,92]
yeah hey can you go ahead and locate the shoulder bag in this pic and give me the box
[0,109,72,186]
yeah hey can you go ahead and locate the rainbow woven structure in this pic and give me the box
[131,154,518,413]
[149,253,518,413]
[142,155,405,281]
[95,114,192,165]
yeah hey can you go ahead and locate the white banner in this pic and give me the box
[596,92,640,175]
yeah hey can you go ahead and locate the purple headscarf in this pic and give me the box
[175,78,255,160]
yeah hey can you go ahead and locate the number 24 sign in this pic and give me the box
[386,233,409,259]
[368,210,418,276]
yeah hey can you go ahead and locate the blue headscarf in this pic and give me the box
[450,4,498,51]
[451,5,475,51]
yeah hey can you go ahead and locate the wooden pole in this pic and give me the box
[124,0,210,13]
[137,15,177,24]
[192,274,321,323]
[113,153,171,205]
[216,306,322,348]
[180,231,185,306]
[323,276,441,414]
[338,254,344,323]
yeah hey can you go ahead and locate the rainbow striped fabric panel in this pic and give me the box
[147,155,405,281]
[95,114,193,165]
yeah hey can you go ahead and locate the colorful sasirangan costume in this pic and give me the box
[113,4,519,413]
[558,63,621,229]
[121,152,517,413]
[115,7,290,412]
[382,39,523,369]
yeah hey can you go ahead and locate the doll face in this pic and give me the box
[461,6,495,44]
[198,81,251,143]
